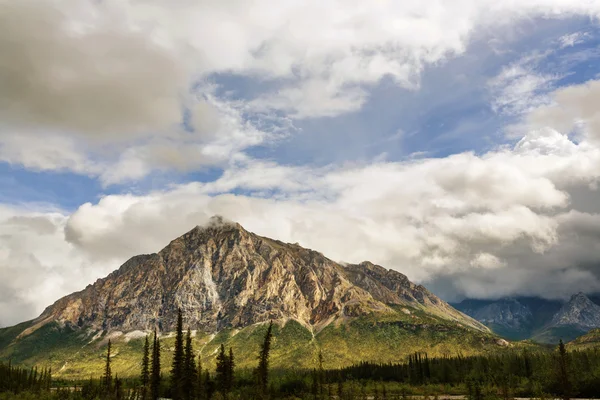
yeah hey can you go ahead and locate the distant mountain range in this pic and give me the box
[452,292,600,343]
[0,216,506,379]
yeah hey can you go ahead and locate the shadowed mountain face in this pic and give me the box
[453,293,600,343]
[33,216,487,335]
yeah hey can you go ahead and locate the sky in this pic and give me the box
[3,0,600,327]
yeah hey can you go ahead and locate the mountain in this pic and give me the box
[453,293,600,344]
[452,298,535,340]
[0,216,507,378]
[533,293,600,344]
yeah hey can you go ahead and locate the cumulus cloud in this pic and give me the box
[0,0,186,138]
[2,0,600,181]
[528,79,600,144]
[0,205,117,327]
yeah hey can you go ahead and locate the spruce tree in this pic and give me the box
[227,347,235,390]
[196,356,204,400]
[141,335,150,400]
[318,350,324,398]
[256,321,273,398]
[102,340,112,391]
[216,344,228,393]
[150,330,161,400]
[183,328,197,400]
[557,339,571,400]
[171,308,185,399]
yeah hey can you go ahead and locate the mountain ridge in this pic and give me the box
[453,292,600,343]
[0,216,508,378]
[28,216,487,336]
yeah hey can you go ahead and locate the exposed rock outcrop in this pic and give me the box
[34,216,487,334]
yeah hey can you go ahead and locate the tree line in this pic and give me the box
[2,312,600,399]
[0,360,52,394]
[97,308,274,400]
[327,340,598,399]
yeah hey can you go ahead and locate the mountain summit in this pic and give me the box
[550,292,600,329]
[34,216,486,334]
[1,216,501,377]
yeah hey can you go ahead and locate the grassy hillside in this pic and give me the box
[0,307,513,380]
[531,325,588,344]
[567,328,600,350]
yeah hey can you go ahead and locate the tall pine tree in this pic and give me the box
[140,335,150,400]
[557,339,572,400]
[102,340,112,391]
[227,347,235,390]
[183,328,197,400]
[196,355,204,400]
[171,308,185,399]
[256,321,273,398]
[215,344,228,394]
[150,330,161,400]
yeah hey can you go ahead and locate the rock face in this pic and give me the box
[35,216,486,334]
[550,293,600,330]
[459,299,533,331]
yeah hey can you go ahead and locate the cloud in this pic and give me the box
[0,205,118,327]
[528,79,600,144]
[2,0,600,181]
[0,0,187,138]
[488,51,564,117]
[3,114,600,324]
[559,31,590,48]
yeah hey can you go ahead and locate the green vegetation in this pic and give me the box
[0,308,519,380]
[3,308,600,399]
[532,325,588,345]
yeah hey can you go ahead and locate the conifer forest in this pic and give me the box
[2,310,600,400]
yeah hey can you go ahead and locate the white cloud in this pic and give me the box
[4,117,600,324]
[2,0,600,180]
[559,31,590,48]
[528,79,600,144]
[488,51,563,117]
[0,205,117,327]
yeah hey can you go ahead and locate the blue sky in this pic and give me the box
[3,0,600,326]
[3,14,600,209]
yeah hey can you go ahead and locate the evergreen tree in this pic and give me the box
[150,330,161,400]
[337,381,344,400]
[141,335,150,399]
[557,339,571,400]
[311,369,318,400]
[183,328,197,400]
[114,375,123,400]
[227,347,235,390]
[216,344,228,393]
[204,370,214,400]
[102,340,113,391]
[318,350,324,398]
[171,308,185,399]
[256,321,273,398]
[196,356,204,400]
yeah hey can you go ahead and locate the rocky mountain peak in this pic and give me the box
[31,216,487,335]
[551,292,600,329]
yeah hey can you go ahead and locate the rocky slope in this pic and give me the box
[550,293,600,329]
[0,216,502,377]
[456,299,533,331]
[31,216,485,335]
